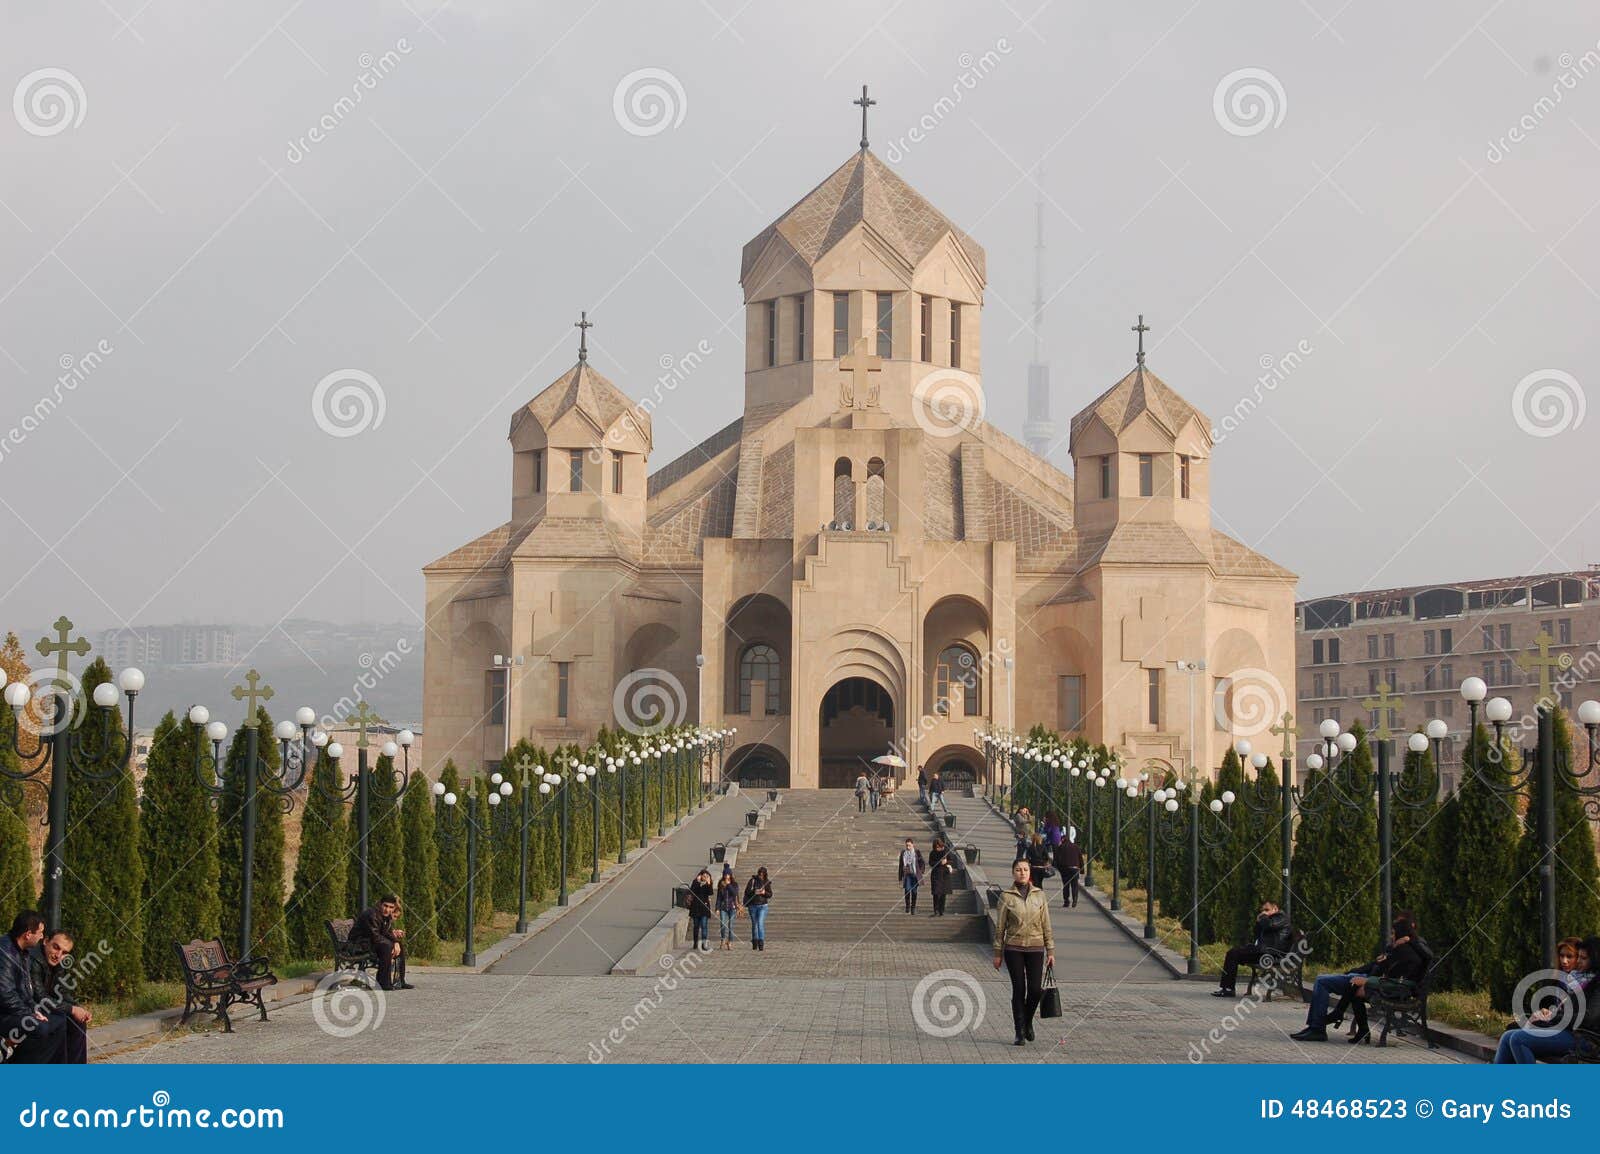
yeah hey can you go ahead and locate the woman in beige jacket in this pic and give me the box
[993,859,1056,1045]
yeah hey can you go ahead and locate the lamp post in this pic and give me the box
[188,674,313,960]
[587,756,603,883]
[435,776,509,966]
[0,618,142,933]
[607,749,628,865]
[1111,770,1136,910]
[1142,773,1167,940]
[311,702,410,913]
[1155,767,1234,975]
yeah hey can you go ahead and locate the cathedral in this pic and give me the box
[422,110,1298,789]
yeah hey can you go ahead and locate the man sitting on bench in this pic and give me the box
[350,895,413,991]
[1213,900,1293,998]
[1,911,65,1064]
[1291,912,1427,1043]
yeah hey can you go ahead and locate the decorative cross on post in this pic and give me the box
[837,336,883,410]
[1361,680,1404,742]
[36,616,91,685]
[1270,710,1298,762]
[1132,314,1150,367]
[1515,630,1574,707]
[511,751,540,780]
[231,670,274,729]
[574,311,593,363]
[351,700,387,749]
[854,84,876,151]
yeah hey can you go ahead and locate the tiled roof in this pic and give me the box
[423,522,526,571]
[1211,531,1298,580]
[741,149,986,285]
[517,361,652,447]
[1069,363,1206,451]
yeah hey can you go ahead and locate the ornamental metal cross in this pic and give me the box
[1361,680,1404,742]
[575,311,593,363]
[854,84,875,150]
[1515,630,1573,707]
[1270,710,1297,761]
[351,699,387,749]
[838,336,883,409]
[232,670,274,729]
[36,616,91,682]
[1132,314,1150,366]
[512,751,540,781]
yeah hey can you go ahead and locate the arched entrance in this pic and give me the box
[726,743,791,789]
[923,742,983,790]
[818,677,894,788]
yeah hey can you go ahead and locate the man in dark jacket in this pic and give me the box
[29,929,91,1063]
[1213,901,1294,997]
[349,895,412,991]
[1,911,65,1064]
[1053,837,1084,908]
[1292,913,1429,1041]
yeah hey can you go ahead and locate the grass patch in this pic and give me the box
[425,910,524,967]
[1088,868,1228,974]
[1426,989,1502,1036]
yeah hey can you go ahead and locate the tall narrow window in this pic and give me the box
[919,294,932,361]
[793,294,807,361]
[1441,628,1453,653]
[1138,453,1153,497]
[833,292,849,357]
[875,292,893,358]
[949,302,961,367]
[935,645,981,716]
[611,450,623,493]
[1423,630,1436,655]
[485,669,507,726]
[569,449,584,492]
[1146,668,1161,726]
[1558,618,1572,644]
[1368,634,1380,659]
[1499,624,1511,649]
[1328,638,1340,662]
[532,449,544,494]
[764,298,777,367]
[1058,675,1085,732]
[1312,639,1324,664]
[1179,454,1191,499]
[738,644,781,715]
[556,662,571,718]
[1098,455,1111,498]
[1383,633,1395,658]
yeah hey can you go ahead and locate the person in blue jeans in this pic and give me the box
[1496,937,1599,1063]
[1292,913,1429,1043]
[897,838,925,913]
[715,866,740,951]
[743,867,772,951]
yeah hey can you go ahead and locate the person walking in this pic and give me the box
[1042,811,1064,848]
[744,867,773,950]
[928,837,955,916]
[869,773,881,811]
[687,868,715,953]
[897,838,925,913]
[994,860,1056,1046]
[1024,833,1054,889]
[916,766,929,807]
[1013,807,1035,857]
[854,771,869,813]
[1054,835,1083,908]
[715,865,740,950]
[929,771,947,818]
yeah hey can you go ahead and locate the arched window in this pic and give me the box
[865,457,885,526]
[935,644,980,716]
[738,644,782,715]
[832,457,853,528]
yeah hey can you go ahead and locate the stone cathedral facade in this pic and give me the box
[422,141,1298,788]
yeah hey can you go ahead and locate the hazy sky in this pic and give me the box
[2,0,1597,639]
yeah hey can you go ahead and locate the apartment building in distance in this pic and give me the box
[1296,568,1600,792]
[100,624,237,667]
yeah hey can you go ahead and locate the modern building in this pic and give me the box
[100,624,236,667]
[422,99,1298,787]
[1296,568,1600,791]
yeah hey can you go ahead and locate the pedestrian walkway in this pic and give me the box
[490,790,748,976]
[940,791,1171,984]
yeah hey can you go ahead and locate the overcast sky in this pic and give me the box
[2,0,1597,640]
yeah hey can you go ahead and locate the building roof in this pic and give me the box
[1069,362,1208,452]
[1297,568,1598,608]
[515,360,651,446]
[740,149,986,285]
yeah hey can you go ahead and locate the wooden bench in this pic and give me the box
[1367,970,1435,1048]
[326,918,379,977]
[1244,930,1308,1002]
[173,938,277,1032]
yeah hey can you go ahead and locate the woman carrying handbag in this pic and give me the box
[993,859,1056,1046]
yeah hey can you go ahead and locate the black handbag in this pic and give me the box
[1040,963,1062,1018]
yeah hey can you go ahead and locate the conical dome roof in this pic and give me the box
[1069,362,1207,453]
[514,360,651,448]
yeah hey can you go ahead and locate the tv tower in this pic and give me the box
[1023,187,1055,459]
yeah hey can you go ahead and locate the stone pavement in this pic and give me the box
[490,790,750,976]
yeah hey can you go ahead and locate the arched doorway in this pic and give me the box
[726,744,791,789]
[818,677,894,788]
[923,742,984,790]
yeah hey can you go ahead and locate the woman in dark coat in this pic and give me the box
[687,868,715,953]
[1024,833,1054,889]
[927,837,956,916]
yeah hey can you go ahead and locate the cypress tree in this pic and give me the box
[1389,734,1439,917]
[433,761,466,939]
[1323,723,1381,960]
[0,638,34,904]
[1494,706,1600,1007]
[217,706,289,962]
[400,775,438,960]
[0,794,32,917]
[1289,763,1335,961]
[0,631,38,825]
[472,779,494,927]
[139,711,220,980]
[286,746,346,958]
[370,752,407,903]
[58,658,144,999]
[1438,721,1519,991]
[1418,790,1463,989]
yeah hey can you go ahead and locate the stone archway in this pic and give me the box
[817,676,895,789]
[726,743,790,788]
[922,742,984,789]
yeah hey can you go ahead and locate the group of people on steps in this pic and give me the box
[683,865,772,952]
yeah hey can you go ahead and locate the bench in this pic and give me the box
[326,918,379,977]
[1244,930,1308,1002]
[174,938,278,1032]
[1366,970,1435,1048]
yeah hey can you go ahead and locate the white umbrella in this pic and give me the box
[872,754,907,768]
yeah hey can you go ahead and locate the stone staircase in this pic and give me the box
[740,790,988,943]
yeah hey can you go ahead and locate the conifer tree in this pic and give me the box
[287,746,346,959]
[400,775,438,960]
[472,778,494,927]
[1435,721,1518,991]
[1322,722,1381,960]
[0,794,33,920]
[59,658,144,998]
[139,711,220,980]
[1418,790,1463,989]
[1389,733,1439,918]
[433,761,466,939]
[217,705,289,962]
